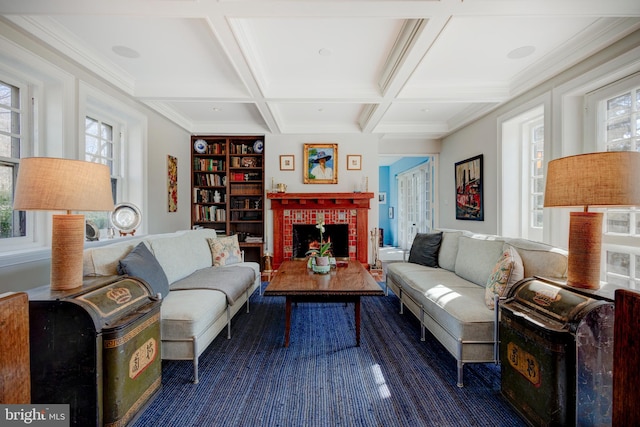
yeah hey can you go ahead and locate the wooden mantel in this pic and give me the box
[267,192,375,268]
[267,192,374,209]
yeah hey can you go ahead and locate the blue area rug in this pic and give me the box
[133,282,525,426]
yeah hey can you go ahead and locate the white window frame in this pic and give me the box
[78,81,147,237]
[0,73,39,252]
[82,113,122,233]
[585,72,640,289]
[498,96,549,241]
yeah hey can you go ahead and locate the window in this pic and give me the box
[500,103,545,241]
[0,80,25,240]
[83,115,119,231]
[527,118,545,231]
[589,75,640,289]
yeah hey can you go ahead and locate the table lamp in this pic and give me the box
[13,157,115,291]
[544,151,640,289]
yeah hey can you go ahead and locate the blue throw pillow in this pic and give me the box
[118,242,170,298]
[408,232,443,268]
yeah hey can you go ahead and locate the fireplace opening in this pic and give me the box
[292,224,349,259]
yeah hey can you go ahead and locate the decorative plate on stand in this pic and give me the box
[110,202,142,236]
[194,139,208,154]
[253,140,264,154]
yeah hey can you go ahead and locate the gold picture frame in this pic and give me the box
[303,143,338,184]
[347,154,361,170]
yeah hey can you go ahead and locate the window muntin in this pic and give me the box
[85,116,114,173]
[83,116,118,231]
[596,81,640,289]
[528,119,545,229]
[0,80,25,239]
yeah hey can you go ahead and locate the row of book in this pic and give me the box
[201,143,225,155]
[193,189,226,204]
[194,174,226,187]
[231,144,252,154]
[194,158,225,171]
[194,205,226,222]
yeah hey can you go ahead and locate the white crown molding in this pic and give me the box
[6,15,136,95]
[510,17,640,99]
[142,100,193,132]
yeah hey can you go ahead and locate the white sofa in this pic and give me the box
[385,229,568,387]
[82,229,260,383]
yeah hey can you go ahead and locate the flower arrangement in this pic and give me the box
[305,219,332,258]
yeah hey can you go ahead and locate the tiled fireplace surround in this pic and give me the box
[267,192,374,269]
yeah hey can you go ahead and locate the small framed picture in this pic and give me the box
[379,192,387,204]
[388,207,394,219]
[280,155,295,171]
[347,154,361,170]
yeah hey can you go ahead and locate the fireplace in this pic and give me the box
[293,224,349,259]
[267,192,374,269]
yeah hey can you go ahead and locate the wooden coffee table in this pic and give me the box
[264,260,384,347]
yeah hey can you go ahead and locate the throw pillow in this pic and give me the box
[117,242,170,298]
[207,235,243,267]
[484,245,524,309]
[407,232,443,268]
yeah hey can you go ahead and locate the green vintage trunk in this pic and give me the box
[102,307,161,426]
[499,278,611,427]
[28,276,161,426]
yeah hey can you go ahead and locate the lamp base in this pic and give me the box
[567,212,603,290]
[51,214,85,291]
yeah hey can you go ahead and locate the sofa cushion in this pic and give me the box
[117,242,170,298]
[438,231,463,271]
[504,237,568,279]
[454,236,505,286]
[387,263,494,341]
[484,245,524,309]
[160,289,227,341]
[83,240,142,276]
[207,235,243,267]
[149,233,206,284]
[408,232,443,267]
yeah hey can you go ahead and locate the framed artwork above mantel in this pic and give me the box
[303,143,338,184]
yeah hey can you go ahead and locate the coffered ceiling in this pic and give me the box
[1,1,639,140]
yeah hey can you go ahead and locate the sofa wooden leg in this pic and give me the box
[192,337,199,384]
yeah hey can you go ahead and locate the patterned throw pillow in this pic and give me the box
[484,245,524,309]
[207,235,243,267]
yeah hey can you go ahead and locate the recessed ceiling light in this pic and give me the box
[318,48,332,57]
[212,107,221,112]
[317,108,324,112]
[421,108,430,113]
[507,45,535,60]
[112,45,140,59]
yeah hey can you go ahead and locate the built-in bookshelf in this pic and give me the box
[191,135,265,263]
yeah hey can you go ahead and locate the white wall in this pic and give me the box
[439,29,640,241]
[0,19,191,292]
[263,133,381,260]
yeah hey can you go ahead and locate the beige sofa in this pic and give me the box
[82,229,260,383]
[385,229,568,387]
